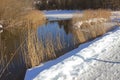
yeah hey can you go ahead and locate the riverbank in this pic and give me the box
[44,10,81,21]
[25,26,120,80]
[25,10,120,80]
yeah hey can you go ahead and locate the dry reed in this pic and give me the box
[0,0,45,29]
[72,22,107,43]
[0,0,46,78]
[20,20,65,67]
[26,29,66,67]
[83,9,111,20]
[0,0,34,27]
[72,9,111,24]
[72,9,111,43]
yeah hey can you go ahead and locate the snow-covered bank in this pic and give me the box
[25,27,120,80]
[44,10,81,21]
[111,11,120,19]
[44,10,120,21]
[73,18,107,29]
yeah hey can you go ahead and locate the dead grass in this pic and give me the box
[3,10,46,29]
[23,10,46,29]
[26,29,65,67]
[72,9,111,43]
[0,0,46,78]
[22,22,65,67]
[72,23,107,43]
[72,9,111,24]
[0,0,45,29]
[0,0,33,26]
[27,30,41,67]
[0,0,46,77]
[83,9,111,20]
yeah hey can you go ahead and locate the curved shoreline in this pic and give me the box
[25,26,120,80]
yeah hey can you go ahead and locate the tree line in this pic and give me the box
[34,0,120,10]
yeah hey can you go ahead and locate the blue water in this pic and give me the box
[37,20,77,49]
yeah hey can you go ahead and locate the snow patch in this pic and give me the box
[73,18,107,29]
[0,24,3,28]
[0,30,3,33]
[44,10,81,21]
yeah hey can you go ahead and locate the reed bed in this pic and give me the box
[0,0,34,27]
[72,9,111,43]
[72,9,111,24]
[0,19,45,79]
[0,0,45,29]
[0,0,46,79]
[83,9,111,20]
[71,23,106,43]
[20,20,79,67]
[0,28,28,80]
[26,26,66,67]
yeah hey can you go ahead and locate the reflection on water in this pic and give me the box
[37,20,79,57]
[38,20,74,46]
[0,19,80,80]
[0,29,27,80]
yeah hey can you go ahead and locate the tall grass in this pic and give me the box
[83,9,111,20]
[26,26,64,67]
[72,9,111,24]
[71,22,106,43]
[72,9,111,43]
[0,0,45,78]
[0,0,46,78]
[0,0,46,29]
[21,21,78,67]
[0,0,34,27]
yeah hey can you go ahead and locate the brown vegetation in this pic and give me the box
[26,29,64,67]
[72,9,111,43]
[0,0,45,29]
[23,10,46,29]
[72,23,106,43]
[0,0,46,79]
[72,9,111,24]
[0,0,33,26]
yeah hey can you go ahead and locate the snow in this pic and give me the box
[0,30,3,34]
[111,11,120,20]
[44,10,82,21]
[73,11,120,29]
[0,24,3,34]
[73,18,107,29]
[44,10,120,21]
[25,26,120,80]
[0,24,3,28]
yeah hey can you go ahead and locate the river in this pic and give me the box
[0,10,81,80]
